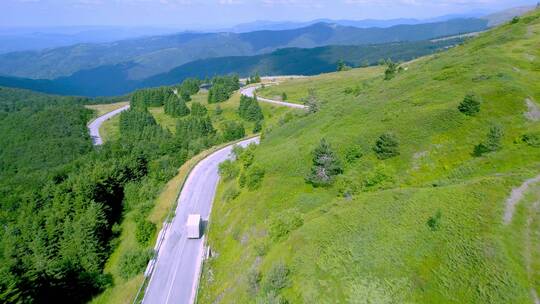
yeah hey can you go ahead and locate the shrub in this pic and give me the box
[458,94,481,116]
[522,133,540,147]
[254,239,269,256]
[511,16,520,24]
[263,262,289,292]
[281,92,287,101]
[218,159,240,180]
[238,144,256,168]
[221,121,245,142]
[345,145,363,164]
[222,186,240,202]
[427,211,442,231]
[247,269,262,295]
[373,133,399,159]
[269,209,303,241]
[384,60,399,80]
[118,249,153,279]
[135,220,156,245]
[306,138,343,186]
[245,165,266,190]
[336,176,361,198]
[256,291,288,304]
[474,125,503,156]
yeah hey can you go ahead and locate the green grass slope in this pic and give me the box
[199,10,540,304]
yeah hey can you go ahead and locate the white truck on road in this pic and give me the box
[186,214,202,239]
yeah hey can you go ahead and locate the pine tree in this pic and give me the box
[306,138,343,187]
[458,94,481,116]
[164,95,190,117]
[373,133,400,159]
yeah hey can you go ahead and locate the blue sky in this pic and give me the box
[1,0,537,28]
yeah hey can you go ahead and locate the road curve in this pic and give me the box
[88,105,130,145]
[143,136,260,304]
[241,86,307,109]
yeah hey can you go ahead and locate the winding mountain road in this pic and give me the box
[88,105,130,145]
[241,86,307,109]
[143,137,259,304]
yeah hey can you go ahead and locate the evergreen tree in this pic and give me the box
[164,95,190,117]
[238,95,264,122]
[373,133,400,159]
[474,125,503,156]
[384,60,399,80]
[458,94,481,116]
[191,102,208,116]
[306,138,343,187]
[303,89,320,114]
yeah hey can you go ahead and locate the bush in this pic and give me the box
[256,291,288,304]
[427,211,442,231]
[336,176,361,198]
[384,60,399,80]
[306,138,343,186]
[221,121,245,142]
[281,92,287,101]
[345,145,363,164]
[135,220,156,245]
[522,133,540,147]
[245,165,266,190]
[511,16,520,24]
[458,94,481,116]
[373,133,399,159]
[474,125,503,156]
[222,186,240,202]
[263,262,289,292]
[269,209,303,241]
[218,159,240,180]
[118,249,153,279]
[247,269,262,295]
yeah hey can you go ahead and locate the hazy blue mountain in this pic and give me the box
[0,38,463,97]
[0,26,183,54]
[0,18,488,81]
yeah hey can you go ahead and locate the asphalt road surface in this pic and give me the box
[241,86,307,109]
[88,105,130,145]
[143,136,260,304]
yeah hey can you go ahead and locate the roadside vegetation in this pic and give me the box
[200,10,540,303]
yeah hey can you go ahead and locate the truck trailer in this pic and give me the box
[186,214,202,239]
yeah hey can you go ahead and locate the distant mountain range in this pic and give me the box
[0,18,488,81]
[0,26,183,54]
[0,38,462,97]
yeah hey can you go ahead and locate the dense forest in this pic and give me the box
[0,77,249,303]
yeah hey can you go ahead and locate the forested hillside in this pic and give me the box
[199,10,540,303]
[0,18,487,82]
[0,79,234,302]
[0,38,463,97]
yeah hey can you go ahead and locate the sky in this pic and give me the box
[1,0,537,28]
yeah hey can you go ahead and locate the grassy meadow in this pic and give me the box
[199,10,540,304]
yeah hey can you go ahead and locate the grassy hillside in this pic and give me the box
[0,19,487,82]
[199,9,540,304]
